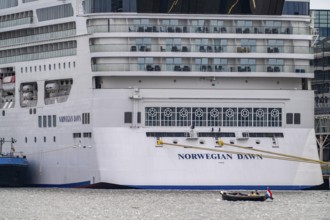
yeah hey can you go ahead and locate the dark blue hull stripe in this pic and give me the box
[33,181,316,190]
[34,181,91,188]
[126,185,315,190]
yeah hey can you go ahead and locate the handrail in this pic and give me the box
[90,44,312,54]
[91,63,313,73]
[87,24,310,35]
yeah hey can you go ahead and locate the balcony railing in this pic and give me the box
[92,63,313,73]
[0,17,32,29]
[0,48,76,64]
[90,44,312,54]
[87,24,310,35]
[0,29,76,47]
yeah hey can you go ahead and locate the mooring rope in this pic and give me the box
[157,139,330,165]
[228,0,240,14]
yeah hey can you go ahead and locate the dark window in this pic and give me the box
[44,136,46,142]
[33,108,36,114]
[29,109,32,114]
[38,116,42,127]
[34,137,37,143]
[43,115,47,127]
[53,115,56,127]
[25,137,27,143]
[73,133,81,138]
[294,113,301,124]
[2,111,5,116]
[137,112,141,123]
[53,136,56,142]
[286,113,293,124]
[124,112,132,123]
[83,132,92,138]
[282,2,309,15]
[48,115,52,127]
[82,113,90,124]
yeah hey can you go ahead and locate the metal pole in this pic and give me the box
[320,135,324,161]
[0,139,3,155]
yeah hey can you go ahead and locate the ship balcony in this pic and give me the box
[91,63,313,76]
[0,17,32,29]
[0,48,76,65]
[89,44,312,55]
[0,29,76,48]
[87,24,310,36]
[315,102,330,114]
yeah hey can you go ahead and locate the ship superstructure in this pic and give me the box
[0,0,323,189]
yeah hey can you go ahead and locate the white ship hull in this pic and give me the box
[0,0,323,189]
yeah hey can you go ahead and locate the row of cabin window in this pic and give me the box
[0,22,76,40]
[25,136,56,143]
[0,41,77,58]
[21,61,75,73]
[73,132,92,138]
[82,113,91,124]
[38,115,57,128]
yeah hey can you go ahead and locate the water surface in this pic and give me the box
[0,189,329,220]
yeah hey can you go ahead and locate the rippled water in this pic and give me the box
[0,188,329,220]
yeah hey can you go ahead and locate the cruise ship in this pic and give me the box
[0,0,324,189]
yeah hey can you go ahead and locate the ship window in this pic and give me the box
[25,137,27,143]
[124,112,132,123]
[2,111,4,116]
[294,113,301,124]
[34,66,37,72]
[268,108,282,127]
[38,116,42,127]
[53,64,56,70]
[53,136,56,142]
[53,115,56,127]
[29,109,32,115]
[138,112,141,123]
[144,107,283,128]
[43,115,46,127]
[34,137,37,143]
[73,62,76,68]
[63,63,66,69]
[25,67,28,73]
[83,132,92,138]
[49,64,51,70]
[82,113,90,124]
[39,66,41,71]
[21,67,23,73]
[48,115,52,127]
[44,65,46,71]
[73,133,81,138]
[58,63,61,69]
[44,136,46,142]
[34,108,36,114]
[286,113,293,124]
[68,62,71,68]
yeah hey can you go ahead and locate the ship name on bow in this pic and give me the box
[59,115,82,123]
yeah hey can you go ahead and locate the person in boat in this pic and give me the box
[249,190,259,196]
